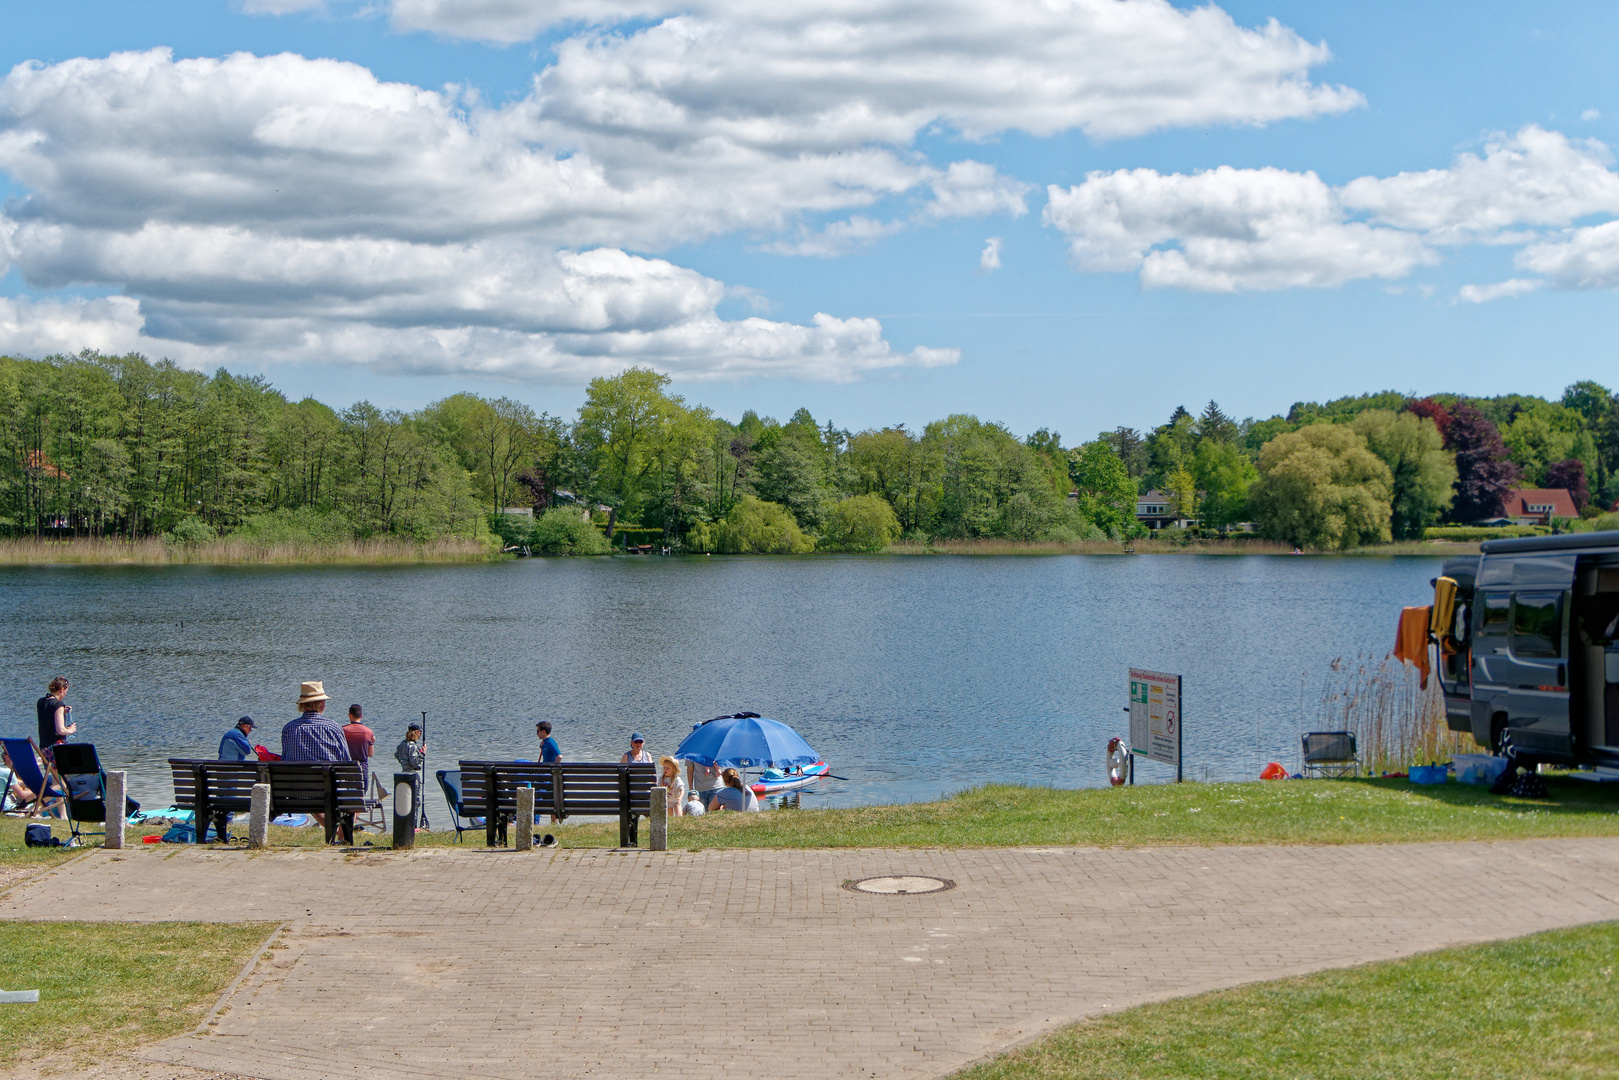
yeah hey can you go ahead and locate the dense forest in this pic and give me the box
[2,350,1617,553]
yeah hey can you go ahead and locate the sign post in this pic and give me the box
[1129,668,1183,783]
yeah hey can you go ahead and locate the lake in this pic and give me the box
[0,553,1440,810]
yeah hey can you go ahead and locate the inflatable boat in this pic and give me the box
[750,761,830,795]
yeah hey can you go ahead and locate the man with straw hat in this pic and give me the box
[281,681,351,765]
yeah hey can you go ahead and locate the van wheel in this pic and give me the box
[1490,716,1509,756]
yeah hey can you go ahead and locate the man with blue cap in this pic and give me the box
[620,732,651,764]
[219,717,256,761]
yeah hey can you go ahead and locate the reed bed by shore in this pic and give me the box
[1305,653,1470,774]
[0,536,498,565]
[885,537,1300,555]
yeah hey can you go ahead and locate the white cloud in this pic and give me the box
[1516,221,1619,289]
[980,237,1001,272]
[1041,125,1619,294]
[761,216,906,258]
[0,49,969,379]
[1584,108,1602,122]
[1456,278,1543,303]
[0,0,1360,382]
[1044,166,1433,291]
[1340,126,1619,243]
[386,0,1364,144]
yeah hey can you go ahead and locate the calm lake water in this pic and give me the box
[0,554,1440,810]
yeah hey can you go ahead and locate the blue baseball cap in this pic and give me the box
[630,732,645,742]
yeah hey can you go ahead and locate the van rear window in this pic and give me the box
[1511,592,1562,658]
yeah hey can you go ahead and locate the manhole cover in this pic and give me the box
[843,875,955,895]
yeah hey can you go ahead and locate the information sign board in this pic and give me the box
[1128,668,1182,780]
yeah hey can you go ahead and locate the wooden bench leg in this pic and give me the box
[618,769,632,848]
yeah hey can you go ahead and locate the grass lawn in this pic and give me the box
[564,775,1619,850]
[5,775,1618,860]
[0,919,276,1070]
[953,921,1619,1080]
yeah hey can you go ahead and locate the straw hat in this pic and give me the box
[297,680,329,708]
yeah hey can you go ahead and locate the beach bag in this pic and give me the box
[1508,772,1549,799]
[162,822,196,843]
[24,824,61,847]
[254,745,281,761]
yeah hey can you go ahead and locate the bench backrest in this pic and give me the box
[458,761,656,819]
[168,759,366,813]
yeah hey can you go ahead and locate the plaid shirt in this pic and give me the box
[280,712,352,763]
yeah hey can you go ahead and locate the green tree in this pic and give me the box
[1191,439,1256,534]
[819,494,902,551]
[686,495,815,553]
[1350,409,1456,539]
[1250,424,1393,549]
[847,426,929,533]
[1067,441,1137,535]
[574,367,681,525]
[1502,402,1593,485]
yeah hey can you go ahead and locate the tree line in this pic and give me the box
[3,350,1616,552]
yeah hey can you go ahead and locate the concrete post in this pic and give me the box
[105,771,126,849]
[515,785,535,851]
[248,783,270,849]
[392,773,417,850]
[650,785,667,851]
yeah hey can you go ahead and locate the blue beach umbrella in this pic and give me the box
[673,712,821,769]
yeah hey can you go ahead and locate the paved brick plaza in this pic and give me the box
[4,838,1618,1079]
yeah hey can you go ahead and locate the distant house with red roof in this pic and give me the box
[1502,487,1578,526]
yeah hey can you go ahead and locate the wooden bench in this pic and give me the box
[458,761,657,848]
[168,759,365,845]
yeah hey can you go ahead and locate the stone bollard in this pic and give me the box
[515,785,535,851]
[650,785,667,851]
[248,783,271,849]
[105,771,127,849]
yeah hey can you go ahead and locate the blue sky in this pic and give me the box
[2,1,1617,440]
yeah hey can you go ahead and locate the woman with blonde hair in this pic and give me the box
[658,756,686,817]
[706,767,760,813]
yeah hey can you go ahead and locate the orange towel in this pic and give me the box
[1394,606,1432,687]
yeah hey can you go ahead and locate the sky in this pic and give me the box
[1,1,1617,439]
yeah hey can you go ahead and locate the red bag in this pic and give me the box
[254,744,281,762]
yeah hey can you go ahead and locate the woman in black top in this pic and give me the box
[37,675,75,752]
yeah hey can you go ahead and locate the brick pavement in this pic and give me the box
[3,838,1618,1080]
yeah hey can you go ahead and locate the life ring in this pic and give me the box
[1106,738,1130,786]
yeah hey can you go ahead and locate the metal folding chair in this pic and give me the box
[1302,731,1358,778]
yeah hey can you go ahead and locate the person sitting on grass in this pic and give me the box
[707,768,759,813]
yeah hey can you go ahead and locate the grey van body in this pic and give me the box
[1435,530,1619,767]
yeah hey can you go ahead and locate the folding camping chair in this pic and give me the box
[355,772,390,833]
[50,743,137,844]
[0,737,65,817]
[436,769,485,842]
[1302,731,1359,778]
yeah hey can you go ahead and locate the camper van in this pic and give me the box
[1432,530,1619,767]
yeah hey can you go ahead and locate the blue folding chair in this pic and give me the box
[1,737,64,817]
[436,769,485,842]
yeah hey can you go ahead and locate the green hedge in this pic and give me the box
[1422,525,1545,541]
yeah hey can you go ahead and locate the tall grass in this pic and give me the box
[1304,652,1471,773]
[886,537,1296,556]
[0,536,498,565]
